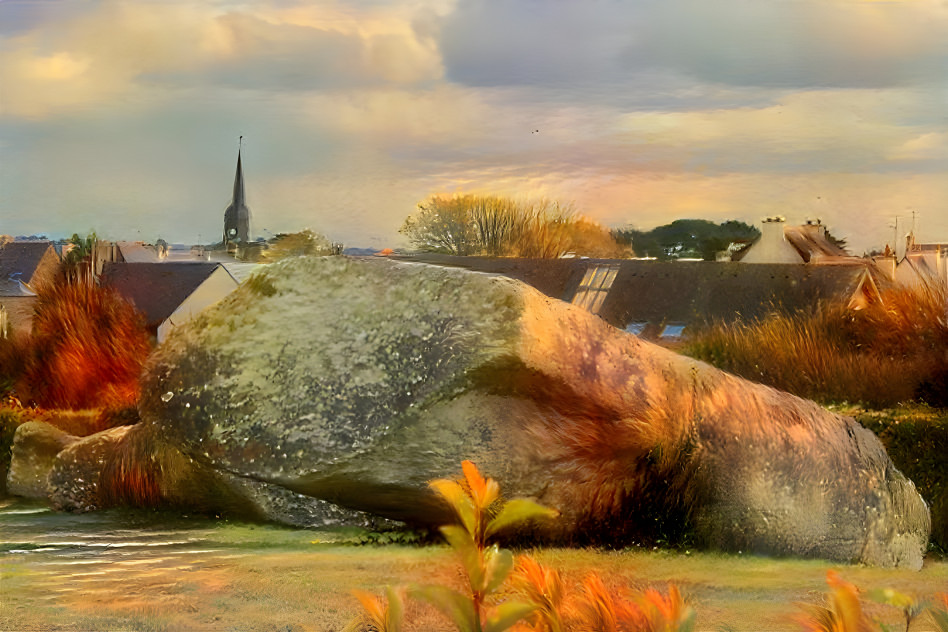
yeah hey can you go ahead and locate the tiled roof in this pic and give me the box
[0,278,36,297]
[116,242,161,263]
[100,262,225,329]
[590,260,878,327]
[401,254,883,328]
[783,226,848,262]
[0,241,55,286]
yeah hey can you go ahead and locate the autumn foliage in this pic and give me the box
[17,283,152,410]
[400,195,629,259]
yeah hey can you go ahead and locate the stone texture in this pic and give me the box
[48,425,133,512]
[58,256,930,567]
[7,421,79,498]
[47,418,399,529]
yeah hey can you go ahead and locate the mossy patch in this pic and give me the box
[141,257,526,483]
[856,404,948,551]
[0,408,27,497]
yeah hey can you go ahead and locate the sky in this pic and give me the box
[1,0,946,253]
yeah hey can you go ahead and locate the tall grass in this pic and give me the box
[682,285,948,408]
[16,283,152,410]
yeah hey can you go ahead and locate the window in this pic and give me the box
[571,264,619,315]
[624,322,648,336]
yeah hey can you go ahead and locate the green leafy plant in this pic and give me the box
[345,528,425,546]
[411,460,558,632]
[856,404,948,551]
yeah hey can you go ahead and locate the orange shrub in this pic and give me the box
[0,331,28,396]
[18,283,152,410]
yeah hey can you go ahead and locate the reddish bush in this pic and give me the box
[0,332,28,397]
[18,283,152,410]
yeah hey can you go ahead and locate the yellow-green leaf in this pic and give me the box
[384,586,404,632]
[441,525,485,593]
[410,584,479,632]
[484,600,537,632]
[867,588,926,615]
[482,546,514,595]
[485,498,558,539]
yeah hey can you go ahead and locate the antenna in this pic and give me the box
[894,216,899,251]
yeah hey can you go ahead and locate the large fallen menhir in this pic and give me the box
[43,256,930,568]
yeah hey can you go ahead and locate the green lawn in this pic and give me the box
[2,540,947,631]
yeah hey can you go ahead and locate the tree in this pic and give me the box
[613,219,759,261]
[263,229,340,260]
[62,232,97,285]
[400,197,478,256]
[401,194,629,259]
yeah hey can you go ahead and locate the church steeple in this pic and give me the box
[223,138,251,246]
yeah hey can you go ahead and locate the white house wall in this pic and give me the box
[740,223,804,264]
[157,267,238,343]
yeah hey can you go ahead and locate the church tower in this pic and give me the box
[223,142,251,246]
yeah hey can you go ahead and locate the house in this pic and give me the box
[400,253,887,341]
[567,259,886,338]
[737,218,848,264]
[899,234,948,292]
[114,241,161,263]
[100,262,239,343]
[0,240,62,337]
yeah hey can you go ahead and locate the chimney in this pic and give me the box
[803,218,826,239]
[938,245,947,288]
[761,216,787,247]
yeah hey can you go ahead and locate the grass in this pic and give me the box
[3,542,947,631]
[681,285,948,409]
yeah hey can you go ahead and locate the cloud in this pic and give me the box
[627,0,948,89]
[2,0,946,256]
[0,1,446,118]
[888,131,948,163]
[438,1,636,88]
[437,0,948,91]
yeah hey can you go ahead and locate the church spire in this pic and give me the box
[223,137,251,246]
